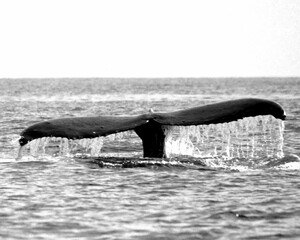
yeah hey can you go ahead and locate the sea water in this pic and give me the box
[1,78,300,239]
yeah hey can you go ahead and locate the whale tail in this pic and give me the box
[19,98,286,158]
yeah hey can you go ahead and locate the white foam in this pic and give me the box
[276,161,300,170]
[1,94,207,103]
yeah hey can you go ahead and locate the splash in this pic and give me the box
[164,115,284,167]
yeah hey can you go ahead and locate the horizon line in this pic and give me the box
[1,76,300,80]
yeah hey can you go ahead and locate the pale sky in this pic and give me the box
[0,0,299,78]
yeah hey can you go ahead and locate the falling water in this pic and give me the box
[164,115,284,163]
[20,130,141,158]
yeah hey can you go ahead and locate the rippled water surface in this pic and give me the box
[1,78,300,239]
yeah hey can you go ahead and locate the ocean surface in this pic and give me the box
[0,78,300,240]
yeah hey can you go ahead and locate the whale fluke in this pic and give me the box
[19,98,286,158]
[151,98,285,126]
[19,115,150,146]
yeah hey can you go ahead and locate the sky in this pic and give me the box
[0,0,299,78]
